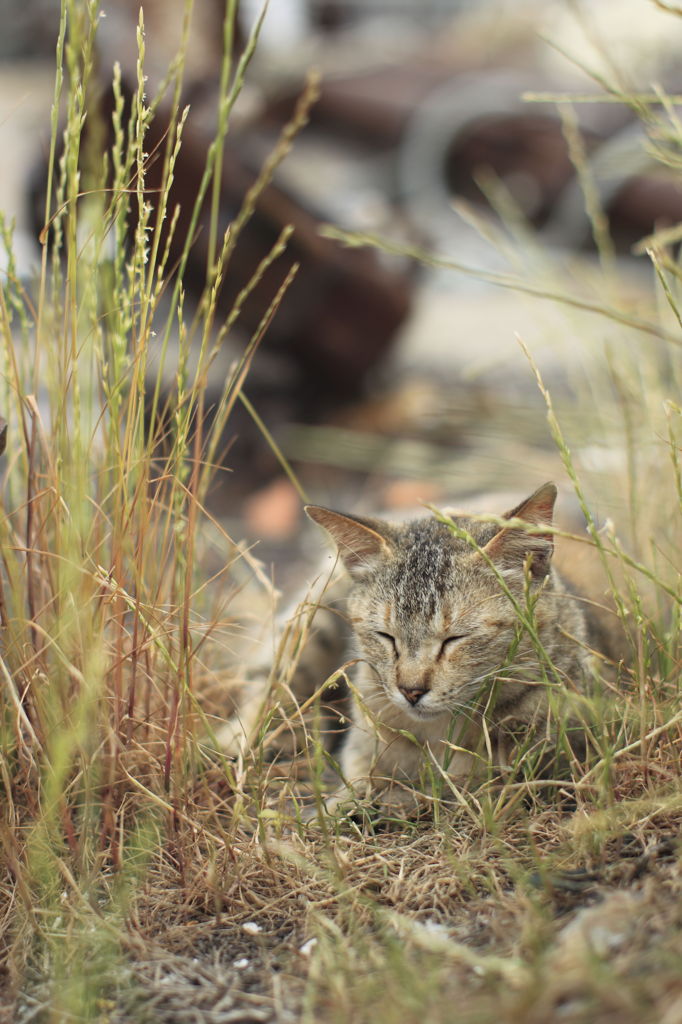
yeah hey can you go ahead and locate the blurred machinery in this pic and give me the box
[23,0,682,506]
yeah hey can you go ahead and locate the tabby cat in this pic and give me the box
[219,484,623,814]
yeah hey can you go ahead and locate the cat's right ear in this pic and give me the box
[305,506,391,576]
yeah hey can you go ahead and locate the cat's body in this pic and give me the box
[219,485,624,813]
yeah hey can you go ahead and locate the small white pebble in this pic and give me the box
[242,921,263,935]
[233,958,249,969]
[299,937,317,958]
[422,919,449,936]
[472,965,485,977]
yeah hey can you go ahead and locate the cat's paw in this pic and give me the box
[300,784,367,823]
[301,782,425,827]
[213,715,251,757]
[376,784,426,822]
[214,716,306,760]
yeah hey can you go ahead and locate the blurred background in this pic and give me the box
[2,0,681,583]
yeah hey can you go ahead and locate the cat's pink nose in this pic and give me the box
[399,687,427,706]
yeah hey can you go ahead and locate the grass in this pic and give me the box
[1,1,682,1021]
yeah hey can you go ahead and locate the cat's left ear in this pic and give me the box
[305,505,392,577]
[482,482,556,579]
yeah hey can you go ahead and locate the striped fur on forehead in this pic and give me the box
[378,515,498,620]
[306,486,557,612]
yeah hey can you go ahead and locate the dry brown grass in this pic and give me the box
[8,761,678,1023]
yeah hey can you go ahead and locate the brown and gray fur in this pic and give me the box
[218,484,625,812]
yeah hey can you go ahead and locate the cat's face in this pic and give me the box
[306,485,557,720]
[348,551,524,719]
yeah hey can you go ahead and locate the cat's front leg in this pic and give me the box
[320,719,427,816]
[214,577,351,758]
[213,674,271,756]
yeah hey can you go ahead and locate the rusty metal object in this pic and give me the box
[142,107,411,406]
[28,53,415,499]
[30,67,412,402]
[264,55,682,253]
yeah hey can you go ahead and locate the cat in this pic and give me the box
[218,484,625,815]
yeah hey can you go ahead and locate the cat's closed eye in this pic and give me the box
[439,635,468,656]
[376,631,398,655]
